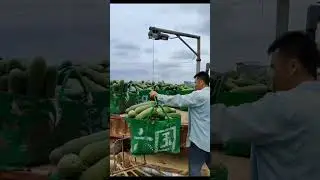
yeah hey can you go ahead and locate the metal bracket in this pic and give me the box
[148,26,202,73]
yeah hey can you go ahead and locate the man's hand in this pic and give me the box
[150,91,158,100]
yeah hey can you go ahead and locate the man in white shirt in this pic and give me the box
[212,31,320,180]
[150,71,210,176]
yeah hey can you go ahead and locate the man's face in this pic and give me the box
[194,78,204,90]
[269,52,300,91]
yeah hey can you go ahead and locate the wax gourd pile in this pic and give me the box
[211,69,271,94]
[111,80,194,95]
[0,57,109,98]
[49,130,109,180]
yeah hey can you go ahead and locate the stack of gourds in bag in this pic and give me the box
[0,57,58,98]
[125,101,181,120]
[49,130,110,180]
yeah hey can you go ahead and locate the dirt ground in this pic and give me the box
[111,138,250,178]
[134,151,210,176]
[212,151,251,180]
[135,150,251,179]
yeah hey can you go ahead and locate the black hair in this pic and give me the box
[194,71,209,85]
[267,31,320,78]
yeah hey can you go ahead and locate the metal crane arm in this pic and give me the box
[148,26,202,73]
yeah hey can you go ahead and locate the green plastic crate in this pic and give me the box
[136,90,151,104]
[110,92,137,114]
[216,92,263,158]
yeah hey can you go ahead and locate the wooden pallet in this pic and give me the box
[110,161,148,176]
[110,137,187,177]
[110,137,147,177]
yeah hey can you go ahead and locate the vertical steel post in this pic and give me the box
[275,0,290,38]
[196,38,201,73]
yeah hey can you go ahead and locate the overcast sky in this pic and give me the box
[1,0,318,75]
[110,4,210,83]
[211,0,319,72]
[0,0,109,65]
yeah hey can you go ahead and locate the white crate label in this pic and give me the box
[154,126,176,152]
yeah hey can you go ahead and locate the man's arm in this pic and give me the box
[211,93,291,145]
[157,91,202,108]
